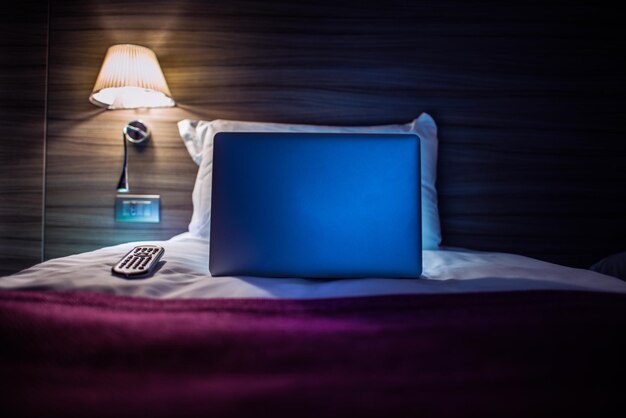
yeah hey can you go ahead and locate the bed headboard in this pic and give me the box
[33,0,625,267]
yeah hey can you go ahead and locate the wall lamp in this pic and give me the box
[89,44,175,192]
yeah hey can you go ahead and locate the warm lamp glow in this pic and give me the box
[89,44,175,109]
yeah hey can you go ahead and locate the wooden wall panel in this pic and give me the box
[45,0,626,267]
[0,1,48,275]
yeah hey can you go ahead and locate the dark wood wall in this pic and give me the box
[2,0,625,272]
[0,1,48,275]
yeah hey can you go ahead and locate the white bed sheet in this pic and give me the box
[1,232,625,298]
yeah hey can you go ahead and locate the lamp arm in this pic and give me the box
[116,131,129,192]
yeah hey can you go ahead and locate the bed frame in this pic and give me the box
[1,0,625,272]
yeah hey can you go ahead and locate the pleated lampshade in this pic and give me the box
[89,44,175,109]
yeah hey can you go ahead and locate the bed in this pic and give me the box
[2,112,626,417]
[2,235,626,417]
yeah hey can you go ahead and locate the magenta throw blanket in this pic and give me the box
[1,290,624,417]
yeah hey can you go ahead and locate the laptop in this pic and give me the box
[209,132,422,278]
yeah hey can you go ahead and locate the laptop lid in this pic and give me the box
[209,132,421,278]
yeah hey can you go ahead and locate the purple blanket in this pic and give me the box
[1,290,624,417]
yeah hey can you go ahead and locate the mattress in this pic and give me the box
[2,232,624,298]
[2,236,625,417]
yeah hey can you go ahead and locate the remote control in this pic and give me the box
[111,245,164,278]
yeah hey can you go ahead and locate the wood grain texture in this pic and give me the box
[0,1,48,275]
[45,0,626,267]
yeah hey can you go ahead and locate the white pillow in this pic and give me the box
[177,113,442,249]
